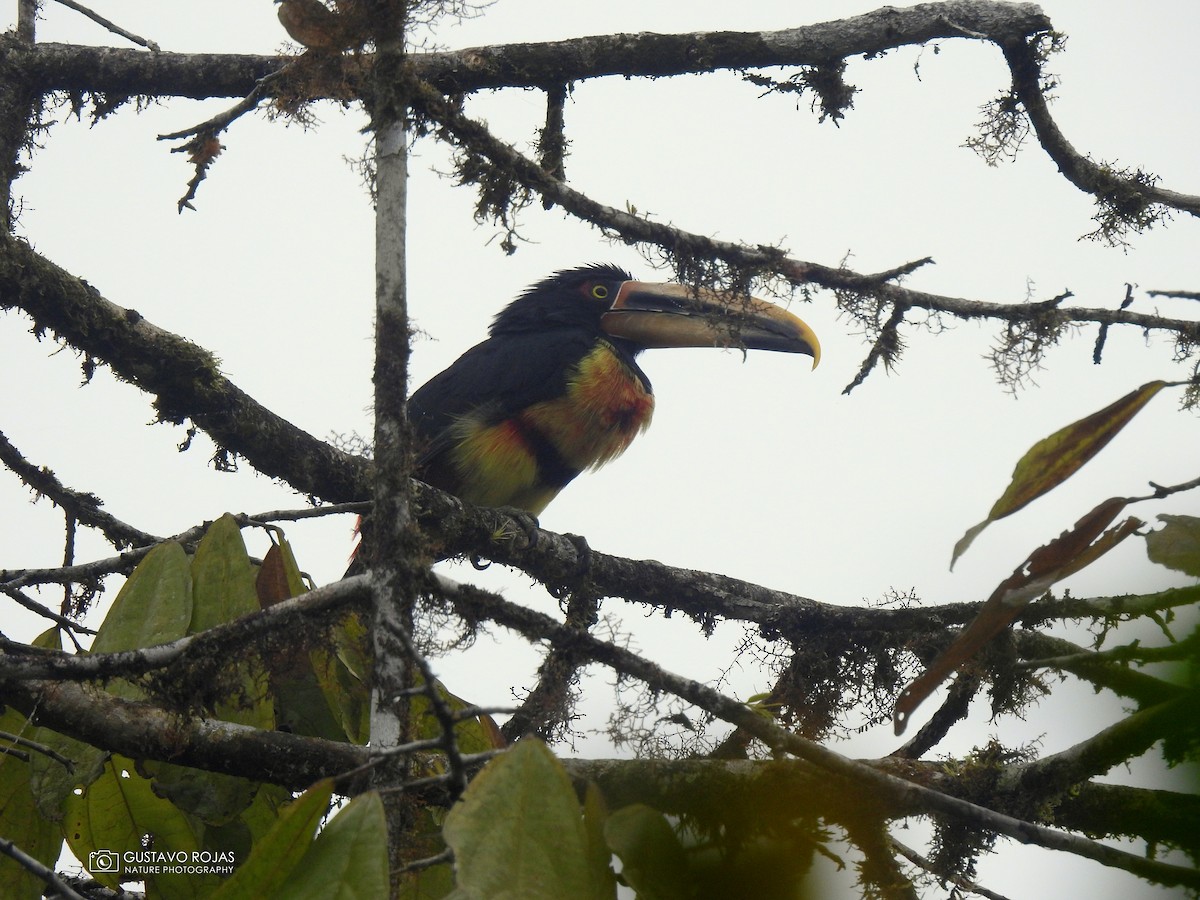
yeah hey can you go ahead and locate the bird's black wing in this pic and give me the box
[408,330,597,474]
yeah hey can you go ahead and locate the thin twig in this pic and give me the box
[0,585,92,647]
[890,836,1013,900]
[382,601,472,800]
[396,847,453,874]
[0,728,75,771]
[51,0,161,51]
[50,0,159,51]
[1147,289,1200,301]
[0,835,85,900]
[157,68,290,211]
[435,577,1200,891]
[0,428,155,549]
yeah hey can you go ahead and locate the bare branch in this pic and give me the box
[890,837,1013,900]
[401,69,1199,365]
[1013,630,1185,707]
[1001,35,1200,237]
[50,0,162,52]
[0,835,84,900]
[0,585,92,646]
[14,3,1053,98]
[437,576,1200,890]
[2,675,366,790]
[0,428,155,549]
[1001,694,1200,798]
[1148,289,1200,302]
[0,235,369,503]
[0,575,368,683]
[0,728,76,773]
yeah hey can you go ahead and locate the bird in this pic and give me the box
[404,264,820,517]
[275,0,354,51]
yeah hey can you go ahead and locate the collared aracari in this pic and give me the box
[405,264,820,514]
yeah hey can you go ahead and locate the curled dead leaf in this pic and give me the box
[898,497,1144,734]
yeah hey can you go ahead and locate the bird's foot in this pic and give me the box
[547,533,594,602]
[493,506,541,550]
[563,532,592,578]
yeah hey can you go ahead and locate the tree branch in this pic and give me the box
[1055,782,1200,859]
[436,576,1200,891]
[0,834,84,900]
[1000,692,1200,799]
[0,234,369,503]
[1013,630,1185,707]
[0,428,155,549]
[50,0,161,53]
[400,67,1199,366]
[1001,35,1200,230]
[13,3,1053,98]
[3,675,366,790]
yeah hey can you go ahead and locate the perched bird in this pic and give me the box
[275,0,354,51]
[405,264,820,516]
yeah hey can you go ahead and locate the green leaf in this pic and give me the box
[259,539,369,744]
[27,627,107,820]
[411,678,495,756]
[310,611,371,744]
[0,708,64,900]
[190,514,262,633]
[65,754,210,898]
[951,380,1169,568]
[444,739,613,900]
[148,516,272,824]
[210,780,333,900]
[582,783,617,900]
[604,804,689,900]
[90,541,193,686]
[144,761,261,829]
[275,790,390,899]
[1146,514,1200,577]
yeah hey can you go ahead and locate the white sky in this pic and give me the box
[2,2,1198,897]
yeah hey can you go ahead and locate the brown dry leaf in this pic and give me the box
[255,543,292,608]
[897,497,1144,735]
[187,136,223,167]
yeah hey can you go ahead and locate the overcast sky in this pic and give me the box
[2,2,1198,896]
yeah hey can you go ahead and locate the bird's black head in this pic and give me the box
[488,263,821,364]
[489,264,634,337]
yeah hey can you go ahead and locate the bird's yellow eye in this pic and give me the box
[591,284,609,300]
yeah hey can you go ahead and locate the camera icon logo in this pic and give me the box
[88,850,120,874]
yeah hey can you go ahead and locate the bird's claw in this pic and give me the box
[563,533,592,578]
[547,533,594,602]
[495,506,541,549]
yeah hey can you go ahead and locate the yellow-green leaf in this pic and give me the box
[0,708,63,900]
[444,739,611,900]
[65,754,208,898]
[951,381,1169,568]
[582,783,617,900]
[210,780,333,900]
[604,805,688,900]
[91,542,193,658]
[190,513,260,634]
[411,679,494,756]
[1146,514,1200,577]
[275,790,389,900]
[144,518,271,824]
